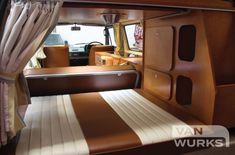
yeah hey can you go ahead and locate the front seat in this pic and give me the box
[89,45,114,65]
[42,46,69,67]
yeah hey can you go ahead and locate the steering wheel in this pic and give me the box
[85,41,103,53]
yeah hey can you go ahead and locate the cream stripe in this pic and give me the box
[16,105,33,155]
[63,95,90,155]
[105,92,158,143]
[50,96,63,155]
[41,96,52,155]
[125,90,185,122]
[118,91,172,138]
[16,95,89,155]
[111,91,167,142]
[29,98,42,155]
[98,92,151,144]
[99,89,188,145]
[57,95,76,155]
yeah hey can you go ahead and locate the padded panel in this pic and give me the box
[145,26,174,71]
[43,46,70,67]
[144,68,172,100]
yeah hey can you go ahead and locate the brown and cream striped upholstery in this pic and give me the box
[16,89,202,155]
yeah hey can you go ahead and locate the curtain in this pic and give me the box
[25,46,46,69]
[113,23,124,56]
[0,0,63,146]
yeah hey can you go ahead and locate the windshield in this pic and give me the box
[44,25,106,53]
[44,33,64,45]
[55,25,105,45]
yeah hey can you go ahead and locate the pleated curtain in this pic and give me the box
[113,23,124,56]
[0,0,63,146]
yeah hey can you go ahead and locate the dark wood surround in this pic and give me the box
[63,0,235,11]
[60,2,185,25]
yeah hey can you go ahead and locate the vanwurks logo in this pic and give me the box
[172,125,230,148]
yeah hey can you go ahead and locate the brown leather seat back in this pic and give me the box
[89,45,114,65]
[43,46,69,67]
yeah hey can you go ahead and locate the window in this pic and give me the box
[55,25,105,45]
[44,25,106,53]
[125,24,143,51]
[108,28,116,46]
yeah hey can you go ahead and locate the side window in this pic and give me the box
[108,28,116,46]
[124,24,143,51]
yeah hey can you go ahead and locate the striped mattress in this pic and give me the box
[16,89,193,155]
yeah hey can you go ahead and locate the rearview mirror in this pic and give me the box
[71,24,81,31]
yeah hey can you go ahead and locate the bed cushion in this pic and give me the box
[16,89,203,155]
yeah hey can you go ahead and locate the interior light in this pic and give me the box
[101,13,120,26]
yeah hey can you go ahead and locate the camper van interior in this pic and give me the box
[0,0,235,155]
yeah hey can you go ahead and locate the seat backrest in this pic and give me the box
[89,45,114,65]
[24,65,140,96]
[43,46,69,67]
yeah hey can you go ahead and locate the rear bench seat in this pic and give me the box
[24,65,140,96]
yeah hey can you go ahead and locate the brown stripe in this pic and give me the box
[70,93,141,154]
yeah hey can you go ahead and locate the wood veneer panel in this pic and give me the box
[60,5,181,25]
[144,11,216,125]
[202,12,235,128]
[64,0,235,11]
[145,26,174,71]
[24,65,135,75]
[144,68,172,100]
[203,11,235,85]
[213,85,235,128]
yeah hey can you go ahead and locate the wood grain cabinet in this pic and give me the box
[145,26,174,71]
[144,10,235,128]
[144,68,172,100]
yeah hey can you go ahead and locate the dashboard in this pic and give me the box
[69,43,89,66]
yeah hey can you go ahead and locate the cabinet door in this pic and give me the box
[144,68,172,100]
[145,26,174,71]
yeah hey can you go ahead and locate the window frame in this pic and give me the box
[107,26,116,46]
